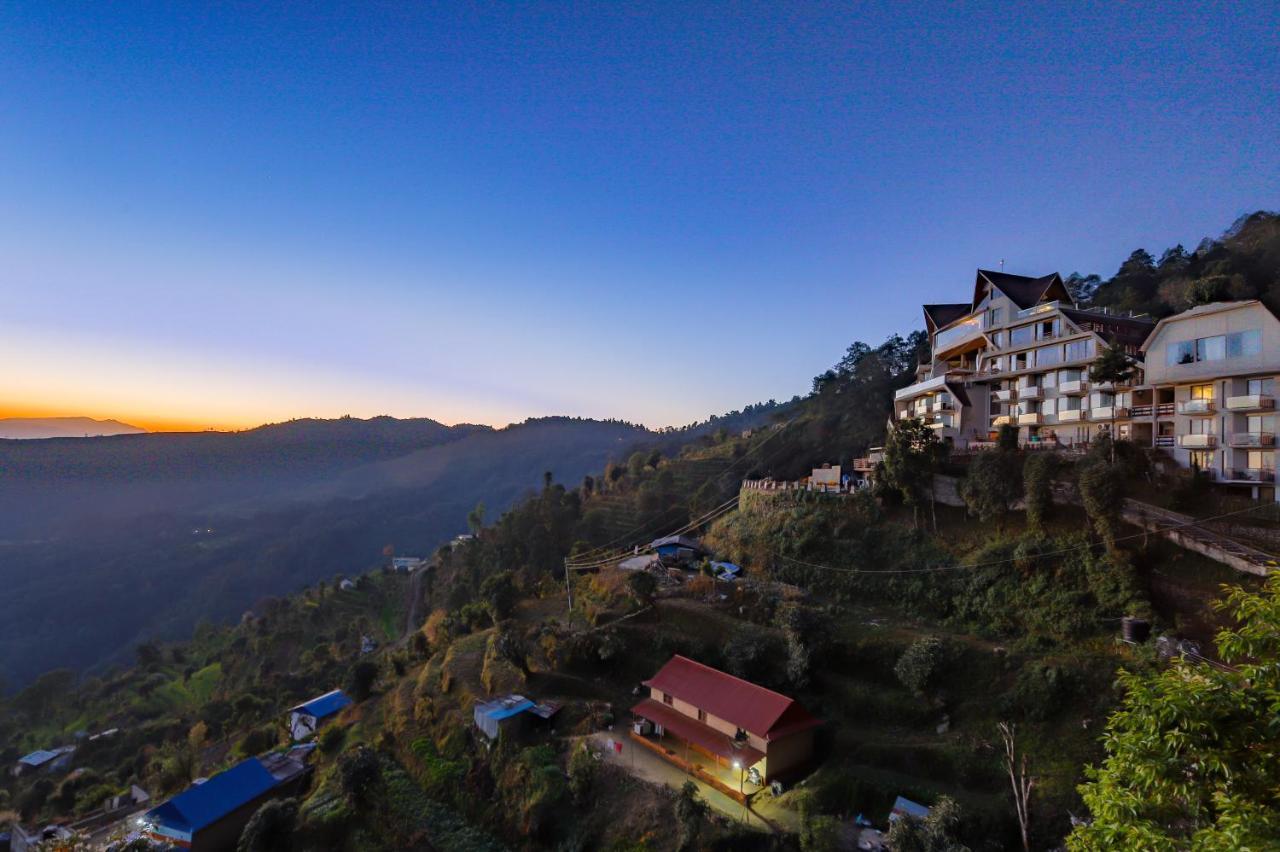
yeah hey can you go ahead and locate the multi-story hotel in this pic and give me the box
[894,273,1280,500]
[895,269,1155,449]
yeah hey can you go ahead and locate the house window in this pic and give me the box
[697,709,706,723]
[662,693,673,707]
[1191,383,1214,400]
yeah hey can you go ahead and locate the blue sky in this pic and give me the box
[1,2,1277,429]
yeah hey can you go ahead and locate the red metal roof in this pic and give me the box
[631,698,765,766]
[642,655,820,741]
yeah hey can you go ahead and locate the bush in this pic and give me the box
[338,746,382,805]
[567,741,597,804]
[318,724,345,754]
[238,797,298,852]
[1022,452,1058,533]
[894,636,952,696]
[237,725,278,757]
[348,660,379,701]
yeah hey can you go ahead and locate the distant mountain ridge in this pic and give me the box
[0,416,146,439]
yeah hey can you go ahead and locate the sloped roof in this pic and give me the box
[650,535,705,552]
[289,689,352,719]
[975,270,1066,310]
[643,655,820,740]
[1138,300,1272,352]
[632,698,765,765]
[146,758,278,833]
[475,695,534,721]
[18,749,58,767]
[922,303,971,333]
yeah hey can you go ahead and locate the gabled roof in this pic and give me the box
[650,535,705,552]
[475,695,534,721]
[643,655,821,740]
[289,689,352,719]
[1138,300,1273,352]
[922,304,971,333]
[974,270,1067,310]
[146,758,278,833]
[17,749,58,767]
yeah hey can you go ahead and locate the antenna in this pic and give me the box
[999,258,1006,272]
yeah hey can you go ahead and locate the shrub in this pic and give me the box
[894,636,952,696]
[1022,452,1058,533]
[237,725,277,758]
[567,741,597,804]
[348,660,379,701]
[318,724,345,755]
[238,797,298,852]
[338,746,382,805]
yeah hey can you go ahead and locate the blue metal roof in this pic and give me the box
[290,689,353,719]
[890,796,931,821]
[18,749,58,766]
[478,697,534,721]
[146,758,279,832]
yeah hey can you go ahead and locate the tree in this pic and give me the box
[961,427,1022,525]
[480,570,518,624]
[1069,576,1280,850]
[882,417,949,530]
[885,795,970,852]
[542,470,553,490]
[628,451,647,478]
[1077,441,1125,551]
[348,660,379,701]
[626,570,657,607]
[998,722,1035,852]
[675,780,710,851]
[467,501,486,537]
[1022,452,1058,534]
[567,741,597,804]
[338,746,382,806]
[1087,342,1137,462]
[238,797,298,852]
[894,636,951,696]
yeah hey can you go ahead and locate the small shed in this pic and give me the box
[144,757,290,852]
[288,689,353,741]
[650,535,708,567]
[473,695,534,741]
[391,557,424,573]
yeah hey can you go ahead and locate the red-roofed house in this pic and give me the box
[631,655,821,784]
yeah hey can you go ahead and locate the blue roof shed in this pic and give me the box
[473,695,535,740]
[290,689,353,720]
[145,758,279,844]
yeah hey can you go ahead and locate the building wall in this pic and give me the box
[1143,303,1280,385]
[762,729,816,781]
[650,689,768,754]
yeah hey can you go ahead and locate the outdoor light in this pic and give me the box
[732,759,741,770]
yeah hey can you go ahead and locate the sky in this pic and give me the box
[1,3,1277,432]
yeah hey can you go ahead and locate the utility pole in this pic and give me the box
[563,559,573,616]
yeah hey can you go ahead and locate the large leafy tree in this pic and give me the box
[1087,342,1137,462]
[881,416,949,529]
[1069,576,1280,850]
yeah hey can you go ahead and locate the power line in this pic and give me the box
[566,495,743,570]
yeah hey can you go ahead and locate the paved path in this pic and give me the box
[586,732,802,835]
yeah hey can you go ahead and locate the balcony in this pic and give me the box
[1155,435,1176,448]
[994,388,1014,402]
[1227,469,1276,483]
[1058,379,1087,395]
[933,316,985,358]
[1178,433,1218,449]
[1091,406,1129,421]
[1130,404,1153,418]
[1057,409,1085,423]
[1017,413,1042,425]
[1156,402,1176,417]
[1177,399,1216,415]
[897,409,914,420]
[1225,394,1275,412]
[1094,380,1133,392]
[928,415,957,430]
[1018,386,1042,400]
[992,415,1014,427]
[1230,432,1276,448]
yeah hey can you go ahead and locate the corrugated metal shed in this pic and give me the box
[146,757,278,834]
[473,695,534,740]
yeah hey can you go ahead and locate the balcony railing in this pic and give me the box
[1091,406,1129,421]
[1057,409,1085,422]
[1058,380,1087,395]
[1228,469,1276,483]
[1178,399,1216,415]
[1155,435,1176,448]
[1129,404,1153,417]
[994,389,1014,402]
[1018,413,1042,425]
[1018,386,1042,400]
[1225,394,1275,412]
[992,415,1014,427]
[1093,380,1132,391]
[1178,433,1218,448]
[1230,432,1276,448]
[1156,402,1176,416]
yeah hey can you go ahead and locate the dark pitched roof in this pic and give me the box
[975,270,1067,310]
[643,655,820,740]
[146,758,278,833]
[922,304,972,333]
[650,535,705,552]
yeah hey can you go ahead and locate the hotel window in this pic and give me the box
[1196,335,1226,362]
[1042,371,1057,388]
[984,307,1003,329]
[1168,340,1196,365]
[1189,450,1215,470]
[1042,398,1057,416]
[662,693,673,707]
[1065,339,1095,361]
[1248,414,1275,434]
[1247,450,1275,471]
[1010,325,1034,346]
[1191,383,1214,400]
[1227,330,1262,358]
[1035,318,1059,340]
[1189,418,1215,436]
[1037,346,1061,367]
[990,331,1005,348]
[1247,378,1274,396]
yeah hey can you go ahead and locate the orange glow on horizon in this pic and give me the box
[0,402,256,434]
